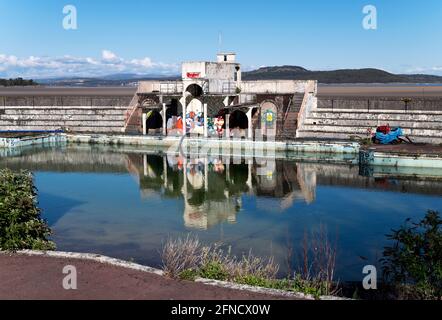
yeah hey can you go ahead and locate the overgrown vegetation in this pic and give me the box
[296,226,339,297]
[161,233,338,298]
[381,210,442,300]
[0,169,55,251]
[0,78,37,87]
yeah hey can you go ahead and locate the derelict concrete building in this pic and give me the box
[124,53,317,140]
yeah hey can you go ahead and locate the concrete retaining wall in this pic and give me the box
[318,96,442,111]
[0,105,127,133]
[298,96,442,144]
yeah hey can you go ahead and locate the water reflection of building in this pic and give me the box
[126,153,316,230]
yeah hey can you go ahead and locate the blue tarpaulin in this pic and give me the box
[375,127,404,145]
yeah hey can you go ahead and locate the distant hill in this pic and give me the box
[243,66,442,84]
[37,74,180,87]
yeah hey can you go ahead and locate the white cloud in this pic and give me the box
[130,57,153,68]
[0,50,179,79]
[102,50,118,61]
[401,66,442,75]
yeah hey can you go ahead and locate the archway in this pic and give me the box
[260,101,278,138]
[145,110,163,134]
[186,84,203,97]
[229,110,248,138]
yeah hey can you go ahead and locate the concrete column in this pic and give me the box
[163,156,168,188]
[162,103,167,136]
[204,157,209,192]
[183,156,188,197]
[142,112,147,136]
[182,100,187,136]
[246,158,253,193]
[225,112,230,139]
[143,154,148,176]
[247,107,253,140]
[226,162,230,183]
[236,67,242,85]
[203,103,208,138]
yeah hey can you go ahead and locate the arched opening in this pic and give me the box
[187,98,203,114]
[186,84,203,97]
[260,101,278,138]
[229,110,248,129]
[229,110,248,138]
[146,110,163,134]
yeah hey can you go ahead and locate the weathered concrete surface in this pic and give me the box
[0,134,66,148]
[0,87,136,97]
[298,109,442,144]
[318,97,442,111]
[0,252,298,300]
[0,106,127,133]
[66,134,360,155]
[318,85,442,97]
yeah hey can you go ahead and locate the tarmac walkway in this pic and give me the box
[0,253,299,300]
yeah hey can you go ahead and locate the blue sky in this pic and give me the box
[1,0,441,78]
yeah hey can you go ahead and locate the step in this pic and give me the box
[0,125,124,133]
[304,118,442,129]
[296,131,442,144]
[299,124,442,137]
[309,111,442,122]
[0,120,125,127]
[0,114,126,121]
[312,108,442,116]
[4,109,127,116]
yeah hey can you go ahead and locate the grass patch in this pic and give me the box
[162,234,337,298]
[0,169,55,251]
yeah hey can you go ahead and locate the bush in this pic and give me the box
[0,169,55,251]
[381,210,442,300]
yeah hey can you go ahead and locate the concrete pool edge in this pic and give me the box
[65,133,360,155]
[2,133,442,169]
[1,250,348,300]
[0,133,67,148]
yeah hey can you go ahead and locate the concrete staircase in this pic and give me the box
[282,93,304,137]
[0,106,127,133]
[297,108,442,144]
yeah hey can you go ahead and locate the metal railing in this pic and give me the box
[159,82,184,94]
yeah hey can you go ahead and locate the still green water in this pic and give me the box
[1,144,442,281]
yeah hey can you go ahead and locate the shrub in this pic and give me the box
[381,210,442,300]
[0,169,55,251]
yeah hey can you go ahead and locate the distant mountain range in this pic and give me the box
[242,66,442,84]
[37,74,179,87]
[33,67,442,87]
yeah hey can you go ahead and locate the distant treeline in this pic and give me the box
[0,78,38,87]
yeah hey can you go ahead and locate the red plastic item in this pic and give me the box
[376,125,391,134]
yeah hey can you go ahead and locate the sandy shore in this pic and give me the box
[1,85,442,97]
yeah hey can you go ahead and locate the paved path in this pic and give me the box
[0,253,297,300]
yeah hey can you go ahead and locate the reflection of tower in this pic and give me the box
[296,163,316,204]
[255,159,317,212]
[182,156,241,230]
